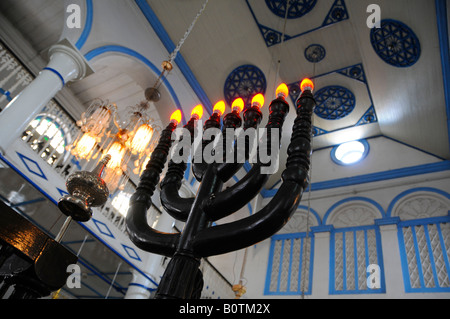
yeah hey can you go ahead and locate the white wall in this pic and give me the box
[237,137,450,299]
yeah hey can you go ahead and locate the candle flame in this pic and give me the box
[300,78,314,92]
[231,98,245,114]
[251,94,265,109]
[170,110,182,125]
[276,83,289,98]
[213,100,226,116]
[191,104,204,120]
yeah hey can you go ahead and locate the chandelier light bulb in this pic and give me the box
[130,124,154,154]
[106,142,126,170]
[191,104,204,120]
[231,98,245,114]
[73,132,97,159]
[170,110,182,125]
[251,94,265,109]
[300,78,314,92]
[213,100,226,116]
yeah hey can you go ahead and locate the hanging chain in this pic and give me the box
[275,0,291,86]
[153,0,210,90]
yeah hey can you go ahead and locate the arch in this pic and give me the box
[278,205,321,234]
[84,45,185,124]
[323,197,385,227]
[75,0,94,50]
[387,187,450,220]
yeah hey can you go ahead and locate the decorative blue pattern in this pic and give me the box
[92,218,115,239]
[329,225,386,294]
[314,86,356,120]
[304,44,326,63]
[0,88,12,101]
[337,64,366,83]
[16,152,47,180]
[56,187,69,197]
[122,244,142,262]
[265,0,317,19]
[224,65,267,109]
[264,232,314,295]
[322,0,349,27]
[356,106,378,126]
[246,0,349,47]
[370,19,421,68]
[397,216,450,293]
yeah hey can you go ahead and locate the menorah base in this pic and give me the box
[155,254,204,299]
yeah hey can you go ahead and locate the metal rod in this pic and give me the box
[105,262,122,299]
[55,216,72,243]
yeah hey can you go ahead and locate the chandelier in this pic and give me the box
[67,99,159,193]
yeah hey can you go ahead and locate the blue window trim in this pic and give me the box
[329,225,386,295]
[264,232,315,296]
[330,139,370,166]
[397,215,450,293]
[386,187,450,218]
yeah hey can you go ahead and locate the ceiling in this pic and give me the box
[0,0,449,298]
[1,0,448,185]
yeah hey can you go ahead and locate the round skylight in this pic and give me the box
[331,140,369,165]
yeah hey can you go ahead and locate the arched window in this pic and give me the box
[389,188,450,293]
[264,207,320,296]
[22,115,68,166]
[324,197,386,294]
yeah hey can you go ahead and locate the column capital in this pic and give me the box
[46,38,93,83]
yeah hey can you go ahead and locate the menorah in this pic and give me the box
[126,79,316,299]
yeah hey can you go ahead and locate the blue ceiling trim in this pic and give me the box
[246,0,348,47]
[261,160,450,198]
[84,45,186,125]
[75,0,93,50]
[435,0,450,152]
[134,0,213,115]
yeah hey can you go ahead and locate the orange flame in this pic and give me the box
[213,100,226,116]
[251,94,265,109]
[300,78,314,92]
[276,83,289,98]
[191,104,204,120]
[231,98,245,114]
[170,110,182,125]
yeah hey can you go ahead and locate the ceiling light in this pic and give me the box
[332,140,369,165]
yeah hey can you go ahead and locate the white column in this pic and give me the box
[378,223,405,297]
[0,39,91,152]
[310,227,332,298]
[124,270,156,299]
[125,211,175,299]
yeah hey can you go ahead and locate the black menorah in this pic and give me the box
[126,84,316,299]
